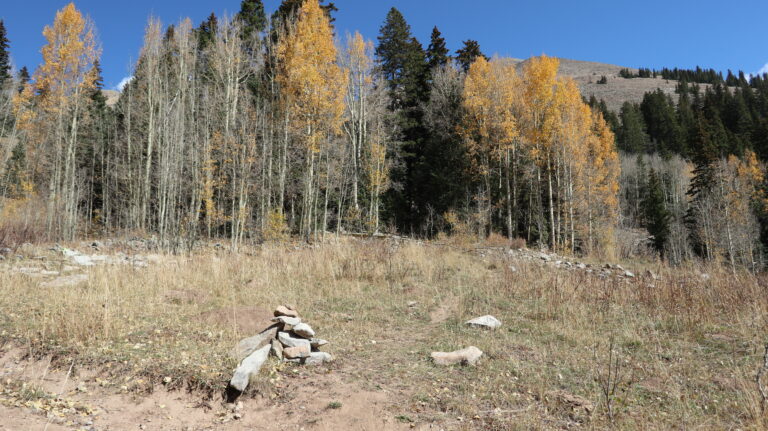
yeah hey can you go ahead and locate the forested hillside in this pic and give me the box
[0,0,767,270]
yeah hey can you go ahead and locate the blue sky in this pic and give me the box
[2,0,767,90]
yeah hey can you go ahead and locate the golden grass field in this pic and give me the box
[0,238,767,429]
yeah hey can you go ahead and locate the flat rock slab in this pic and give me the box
[231,327,278,362]
[272,316,301,330]
[283,345,310,359]
[229,344,271,392]
[278,332,310,349]
[465,315,502,330]
[310,338,328,349]
[431,346,483,366]
[292,323,315,339]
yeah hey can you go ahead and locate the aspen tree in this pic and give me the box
[276,0,347,240]
[29,3,99,239]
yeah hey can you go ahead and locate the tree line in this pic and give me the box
[0,1,622,256]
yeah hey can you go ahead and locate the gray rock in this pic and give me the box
[431,346,483,366]
[310,338,328,349]
[304,352,333,366]
[270,339,283,360]
[229,344,271,392]
[0,247,12,255]
[292,323,315,339]
[624,271,635,278]
[272,316,301,329]
[278,332,310,349]
[465,315,502,330]
[231,327,278,361]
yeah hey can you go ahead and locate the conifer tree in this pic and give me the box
[16,66,29,93]
[237,0,267,40]
[0,20,11,89]
[0,20,9,87]
[642,168,671,255]
[426,27,449,71]
[375,8,429,230]
[455,40,486,72]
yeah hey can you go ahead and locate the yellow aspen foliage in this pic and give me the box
[35,3,99,113]
[520,55,560,163]
[277,0,348,152]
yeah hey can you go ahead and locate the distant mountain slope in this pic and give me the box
[102,90,120,107]
[515,57,682,112]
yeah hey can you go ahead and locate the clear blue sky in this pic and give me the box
[2,0,767,90]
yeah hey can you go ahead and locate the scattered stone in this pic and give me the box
[283,345,311,359]
[431,346,483,366]
[278,332,310,349]
[304,352,333,366]
[407,301,419,308]
[576,263,587,269]
[292,322,315,339]
[0,247,12,255]
[0,255,5,261]
[274,305,299,318]
[624,271,635,278]
[465,315,502,330]
[229,344,271,392]
[231,327,279,362]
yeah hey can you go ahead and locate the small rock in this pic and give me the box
[278,332,310,349]
[274,305,299,318]
[270,339,283,360]
[0,247,12,255]
[624,271,635,278]
[407,301,418,308]
[283,345,311,359]
[292,323,315,339]
[272,315,301,329]
[431,346,483,366]
[229,344,271,392]
[310,338,328,349]
[465,315,502,330]
[576,263,587,269]
[304,352,333,366]
[231,327,278,361]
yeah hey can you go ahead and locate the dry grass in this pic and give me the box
[0,238,767,429]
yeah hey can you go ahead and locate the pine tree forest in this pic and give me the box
[1,1,766,270]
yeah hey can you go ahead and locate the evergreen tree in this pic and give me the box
[16,66,29,93]
[455,39,486,72]
[197,13,217,50]
[426,26,449,71]
[642,168,671,255]
[237,0,267,40]
[0,20,10,87]
[618,102,649,153]
[376,8,429,231]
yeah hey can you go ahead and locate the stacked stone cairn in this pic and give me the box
[229,305,332,393]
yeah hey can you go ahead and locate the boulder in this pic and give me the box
[431,346,483,366]
[274,305,299,318]
[231,327,279,362]
[292,323,315,339]
[304,352,333,366]
[229,345,271,392]
[465,315,502,330]
[283,345,311,359]
[278,332,310,349]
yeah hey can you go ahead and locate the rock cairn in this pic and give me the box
[229,305,332,393]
